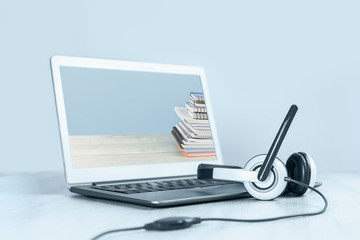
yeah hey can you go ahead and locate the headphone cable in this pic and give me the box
[201,178,327,223]
[91,178,327,240]
[91,226,145,240]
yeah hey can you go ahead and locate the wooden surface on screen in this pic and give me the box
[70,134,216,168]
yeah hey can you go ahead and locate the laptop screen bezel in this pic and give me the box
[51,55,223,186]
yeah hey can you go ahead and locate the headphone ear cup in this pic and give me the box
[286,152,312,196]
[243,155,288,200]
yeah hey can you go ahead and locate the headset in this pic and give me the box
[197,105,318,200]
[92,105,328,240]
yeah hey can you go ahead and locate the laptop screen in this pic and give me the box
[60,66,216,169]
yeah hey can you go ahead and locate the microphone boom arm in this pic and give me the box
[257,105,298,181]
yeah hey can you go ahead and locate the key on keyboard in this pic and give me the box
[91,178,235,194]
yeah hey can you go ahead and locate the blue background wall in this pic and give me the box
[1,0,359,172]
[61,67,202,135]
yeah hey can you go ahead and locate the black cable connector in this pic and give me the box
[144,217,202,231]
[91,217,201,240]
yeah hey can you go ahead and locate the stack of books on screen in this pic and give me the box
[171,92,215,157]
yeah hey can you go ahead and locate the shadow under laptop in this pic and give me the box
[70,194,153,210]
[69,192,257,211]
[68,186,313,221]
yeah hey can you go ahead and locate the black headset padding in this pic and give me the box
[286,152,311,196]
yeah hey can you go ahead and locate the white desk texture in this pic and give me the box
[1,172,359,240]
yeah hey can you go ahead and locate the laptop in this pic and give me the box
[50,56,248,207]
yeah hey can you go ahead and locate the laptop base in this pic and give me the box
[71,182,249,208]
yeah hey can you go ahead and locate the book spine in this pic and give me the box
[185,102,207,113]
[187,110,208,120]
[171,129,184,149]
[190,98,206,107]
[180,149,216,157]
[190,92,205,101]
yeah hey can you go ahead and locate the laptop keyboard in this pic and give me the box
[91,178,235,194]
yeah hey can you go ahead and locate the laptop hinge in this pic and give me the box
[92,174,196,186]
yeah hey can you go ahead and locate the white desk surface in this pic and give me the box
[1,171,359,240]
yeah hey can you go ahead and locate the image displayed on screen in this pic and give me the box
[60,66,216,168]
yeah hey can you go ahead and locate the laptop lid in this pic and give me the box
[51,56,223,186]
